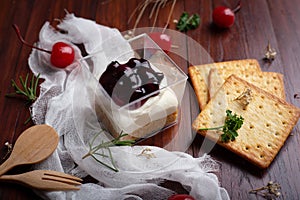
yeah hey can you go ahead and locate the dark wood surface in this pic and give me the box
[1,0,300,199]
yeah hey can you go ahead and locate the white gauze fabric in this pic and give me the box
[29,13,230,200]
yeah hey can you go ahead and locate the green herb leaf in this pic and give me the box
[82,131,135,172]
[199,110,244,143]
[6,73,40,124]
[6,73,40,104]
[176,12,200,32]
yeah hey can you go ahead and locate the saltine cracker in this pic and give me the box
[189,59,261,110]
[208,69,285,100]
[192,75,300,168]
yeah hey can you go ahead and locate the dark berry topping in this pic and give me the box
[99,58,164,109]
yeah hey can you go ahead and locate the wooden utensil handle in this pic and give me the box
[0,157,15,176]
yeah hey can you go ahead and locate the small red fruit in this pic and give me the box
[167,194,196,200]
[13,24,75,69]
[50,42,75,68]
[212,1,241,28]
[212,6,235,28]
[149,32,172,53]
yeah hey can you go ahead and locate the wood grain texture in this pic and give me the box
[0,0,299,199]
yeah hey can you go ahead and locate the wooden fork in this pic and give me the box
[0,170,82,191]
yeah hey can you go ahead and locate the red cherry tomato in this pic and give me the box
[212,6,235,28]
[50,42,75,68]
[167,194,196,200]
[149,32,172,53]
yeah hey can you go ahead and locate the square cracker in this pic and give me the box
[192,75,300,169]
[208,69,285,100]
[189,59,261,110]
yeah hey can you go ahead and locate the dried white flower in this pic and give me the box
[138,148,156,159]
[235,88,252,109]
[264,42,277,62]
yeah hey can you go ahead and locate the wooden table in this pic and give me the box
[1,0,300,199]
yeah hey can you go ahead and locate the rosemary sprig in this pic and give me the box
[6,73,40,124]
[199,110,244,142]
[6,73,40,104]
[82,131,135,172]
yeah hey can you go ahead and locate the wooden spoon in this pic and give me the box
[0,124,59,176]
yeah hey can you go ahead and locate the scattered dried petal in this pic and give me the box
[2,142,13,160]
[138,148,156,159]
[250,181,281,199]
[264,42,277,62]
[235,88,252,109]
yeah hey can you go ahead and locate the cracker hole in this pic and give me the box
[282,121,287,125]
[245,74,249,78]
[274,86,278,90]
[236,90,241,93]
[278,111,283,115]
[266,80,270,84]
[259,75,263,78]
[226,92,230,95]
[261,95,265,99]
[275,132,280,136]
[273,76,277,79]
[233,82,238,85]
[288,110,292,114]
[249,125,254,129]
[266,123,271,128]
[258,105,263,109]
[245,146,250,150]
[275,103,279,107]
[256,145,261,149]
[218,102,222,106]
[260,155,264,159]
[267,143,272,148]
